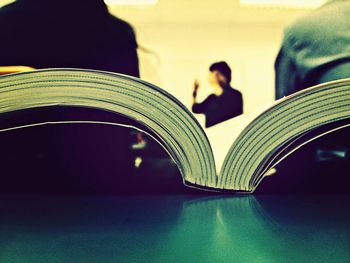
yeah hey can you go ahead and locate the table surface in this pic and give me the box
[0,194,349,263]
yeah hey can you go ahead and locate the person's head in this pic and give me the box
[208,61,232,88]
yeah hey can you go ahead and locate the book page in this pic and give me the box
[217,79,350,191]
[0,69,217,189]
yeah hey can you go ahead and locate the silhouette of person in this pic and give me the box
[192,61,243,128]
[0,0,145,194]
[0,0,139,77]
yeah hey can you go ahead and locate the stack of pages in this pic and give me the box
[0,69,349,193]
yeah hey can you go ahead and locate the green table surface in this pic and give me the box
[0,194,349,263]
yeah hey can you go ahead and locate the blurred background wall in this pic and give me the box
[109,0,325,115]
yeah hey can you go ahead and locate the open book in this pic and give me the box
[1,69,349,193]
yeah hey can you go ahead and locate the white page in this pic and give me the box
[205,114,253,172]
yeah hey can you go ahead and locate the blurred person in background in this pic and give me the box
[0,0,139,76]
[275,0,350,99]
[192,61,243,128]
[263,0,350,194]
[0,0,186,194]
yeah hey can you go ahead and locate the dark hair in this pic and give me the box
[209,61,232,83]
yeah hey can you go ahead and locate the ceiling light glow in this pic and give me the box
[240,0,327,9]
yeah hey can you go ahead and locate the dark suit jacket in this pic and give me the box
[0,0,144,194]
[0,0,139,77]
[192,87,243,128]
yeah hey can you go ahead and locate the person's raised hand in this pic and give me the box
[194,79,200,90]
[193,79,200,98]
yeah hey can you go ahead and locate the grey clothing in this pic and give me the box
[275,0,350,99]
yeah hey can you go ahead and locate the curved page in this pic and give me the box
[0,68,217,188]
[220,78,350,191]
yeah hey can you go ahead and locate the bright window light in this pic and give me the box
[240,0,327,8]
[104,0,158,6]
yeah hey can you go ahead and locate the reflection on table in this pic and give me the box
[0,194,349,263]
